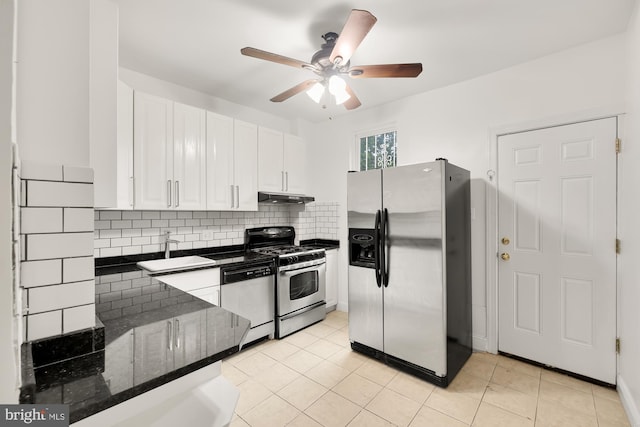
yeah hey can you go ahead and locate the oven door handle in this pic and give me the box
[280,263,325,276]
[280,301,326,321]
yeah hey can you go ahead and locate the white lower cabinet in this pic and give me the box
[155,268,221,306]
[133,311,206,385]
[326,249,338,309]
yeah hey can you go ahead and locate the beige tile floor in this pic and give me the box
[224,311,630,427]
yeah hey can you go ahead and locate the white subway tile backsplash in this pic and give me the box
[93,203,339,258]
[27,310,62,341]
[26,232,94,260]
[100,211,121,220]
[21,208,63,234]
[62,256,94,283]
[122,211,142,220]
[64,208,94,232]
[63,304,95,333]
[27,181,93,208]
[21,259,62,288]
[28,280,95,314]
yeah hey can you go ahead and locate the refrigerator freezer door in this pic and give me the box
[348,265,383,351]
[347,169,383,351]
[347,169,381,230]
[382,162,447,376]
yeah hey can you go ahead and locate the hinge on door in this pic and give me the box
[616,338,621,354]
[615,138,622,154]
[616,239,621,254]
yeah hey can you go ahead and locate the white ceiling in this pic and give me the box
[113,0,636,123]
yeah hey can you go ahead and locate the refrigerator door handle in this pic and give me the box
[374,209,382,287]
[382,208,389,287]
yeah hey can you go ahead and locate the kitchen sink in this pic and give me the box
[137,256,216,273]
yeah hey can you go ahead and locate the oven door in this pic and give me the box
[278,262,326,315]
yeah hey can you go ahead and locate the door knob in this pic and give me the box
[500,253,510,261]
[501,237,510,245]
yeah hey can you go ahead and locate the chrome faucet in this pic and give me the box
[164,231,179,259]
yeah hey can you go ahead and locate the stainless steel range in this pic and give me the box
[246,227,326,338]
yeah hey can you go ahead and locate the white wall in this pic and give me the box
[16,0,90,167]
[0,0,19,403]
[309,34,627,349]
[618,2,640,424]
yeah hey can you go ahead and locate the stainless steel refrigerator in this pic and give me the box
[347,159,471,387]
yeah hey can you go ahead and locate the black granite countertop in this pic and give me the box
[300,238,340,250]
[21,260,252,423]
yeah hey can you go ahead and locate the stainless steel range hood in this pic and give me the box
[258,192,315,204]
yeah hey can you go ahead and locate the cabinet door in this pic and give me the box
[206,112,235,210]
[133,320,172,385]
[173,312,206,368]
[133,92,173,209]
[258,126,284,192]
[173,102,206,210]
[116,81,134,209]
[326,249,339,308]
[235,120,258,211]
[283,134,307,194]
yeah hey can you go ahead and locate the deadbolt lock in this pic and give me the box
[501,237,510,245]
[500,253,510,261]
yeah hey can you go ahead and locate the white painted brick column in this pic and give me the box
[19,163,95,341]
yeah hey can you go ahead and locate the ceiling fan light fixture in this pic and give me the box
[328,75,350,105]
[306,82,325,103]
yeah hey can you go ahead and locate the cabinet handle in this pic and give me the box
[167,180,172,207]
[235,186,240,209]
[230,185,235,209]
[281,171,285,191]
[167,320,173,351]
[285,171,289,191]
[129,177,134,207]
[175,181,180,207]
[174,319,180,349]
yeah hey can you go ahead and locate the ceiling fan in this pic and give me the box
[240,9,423,110]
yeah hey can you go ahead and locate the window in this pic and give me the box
[358,130,397,171]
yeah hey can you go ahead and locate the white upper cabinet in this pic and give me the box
[134,92,173,209]
[258,127,307,194]
[173,102,206,210]
[233,120,258,211]
[114,80,134,209]
[283,134,307,195]
[134,92,206,210]
[258,127,285,192]
[206,112,257,211]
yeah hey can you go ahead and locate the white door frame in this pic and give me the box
[485,107,625,356]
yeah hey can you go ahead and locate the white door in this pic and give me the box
[133,92,173,209]
[258,126,284,192]
[498,117,617,383]
[284,134,307,194]
[206,111,235,210]
[173,102,206,210]
[234,120,258,211]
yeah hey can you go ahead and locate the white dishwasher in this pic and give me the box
[220,259,275,348]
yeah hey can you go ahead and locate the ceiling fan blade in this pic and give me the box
[270,79,319,102]
[343,84,362,110]
[241,47,312,70]
[348,63,423,78]
[330,9,377,66]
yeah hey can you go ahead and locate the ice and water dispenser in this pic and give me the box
[348,228,377,268]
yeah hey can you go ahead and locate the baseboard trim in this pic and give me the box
[618,375,640,427]
[472,335,488,352]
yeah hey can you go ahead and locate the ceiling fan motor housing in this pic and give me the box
[311,32,349,71]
